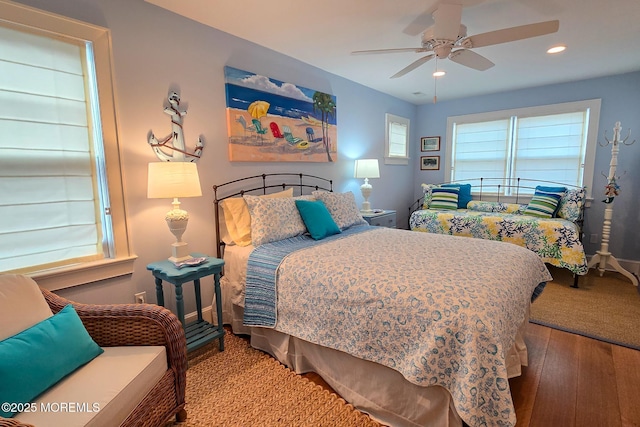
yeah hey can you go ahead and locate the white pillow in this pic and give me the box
[0,274,53,340]
[220,188,293,246]
[243,194,314,246]
[312,191,367,230]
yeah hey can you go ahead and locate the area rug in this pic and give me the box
[168,330,382,427]
[530,266,640,350]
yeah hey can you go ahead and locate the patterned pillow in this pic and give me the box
[312,191,367,230]
[244,195,309,246]
[429,187,459,210]
[557,187,586,222]
[421,183,439,209]
[467,201,527,214]
[523,186,565,218]
[221,188,293,246]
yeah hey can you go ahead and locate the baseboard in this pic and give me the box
[586,255,640,276]
[185,305,214,324]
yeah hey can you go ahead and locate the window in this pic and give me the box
[0,1,135,290]
[385,113,409,165]
[446,99,600,197]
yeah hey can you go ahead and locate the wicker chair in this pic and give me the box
[0,287,188,427]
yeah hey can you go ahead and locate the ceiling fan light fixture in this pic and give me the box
[547,45,566,54]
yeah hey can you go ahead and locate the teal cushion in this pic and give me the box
[524,186,565,218]
[295,199,341,240]
[0,304,104,417]
[442,183,472,209]
[429,187,459,210]
[536,185,567,193]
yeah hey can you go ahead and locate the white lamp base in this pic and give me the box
[165,204,193,262]
[360,179,373,213]
[169,241,192,263]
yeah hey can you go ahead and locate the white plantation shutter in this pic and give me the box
[385,113,409,165]
[447,100,599,196]
[513,112,587,186]
[388,121,407,157]
[452,119,510,181]
[0,24,104,272]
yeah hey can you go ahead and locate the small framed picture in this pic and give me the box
[421,136,440,152]
[420,156,440,171]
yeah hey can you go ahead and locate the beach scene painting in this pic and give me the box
[224,66,337,162]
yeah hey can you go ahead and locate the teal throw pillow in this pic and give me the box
[0,304,104,417]
[524,186,565,218]
[295,199,341,240]
[429,187,459,210]
[442,183,472,209]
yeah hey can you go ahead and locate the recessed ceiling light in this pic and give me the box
[547,45,566,54]
[433,71,446,77]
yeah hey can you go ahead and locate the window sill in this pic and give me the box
[30,255,138,291]
[384,156,409,165]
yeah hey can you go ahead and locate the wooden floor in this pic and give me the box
[510,323,640,427]
[303,323,640,426]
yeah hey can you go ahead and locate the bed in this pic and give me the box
[409,178,588,286]
[213,173,553,427]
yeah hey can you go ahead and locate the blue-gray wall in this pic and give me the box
[10,0,416,308]
[414,71,640,264]
[8,0,639,309]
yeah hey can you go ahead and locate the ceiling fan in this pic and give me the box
[351,2,559,79]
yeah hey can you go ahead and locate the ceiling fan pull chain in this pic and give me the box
[433,57,438,104]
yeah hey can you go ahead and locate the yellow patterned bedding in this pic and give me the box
[410,207,588,275]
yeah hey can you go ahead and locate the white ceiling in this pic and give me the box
[146,0,640,105]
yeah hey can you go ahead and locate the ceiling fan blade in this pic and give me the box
[403,0,487,36]
[449,49,494,70]
[390,54,435,79]
[351,47,428,55]
[432,3,463,40]
[403,9,435,37]
[468,20,559,48]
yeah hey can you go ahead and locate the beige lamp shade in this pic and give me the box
[147,161,202,199]
[147,161,202,263]
[354,159,380,179]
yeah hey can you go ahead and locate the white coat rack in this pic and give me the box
[587,121,637,286]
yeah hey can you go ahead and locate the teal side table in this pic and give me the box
[146,253,225,352]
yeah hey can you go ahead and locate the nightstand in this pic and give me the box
[146,253,225,352]
[361,210,396,228]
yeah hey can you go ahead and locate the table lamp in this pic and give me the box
[147,161,202,262]
[354,159,380,213]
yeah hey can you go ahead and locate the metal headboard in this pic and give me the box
[212,173,333,259]
[409,177,586,216]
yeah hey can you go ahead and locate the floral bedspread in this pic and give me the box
[410,209,588,275]
[261,227,552,427]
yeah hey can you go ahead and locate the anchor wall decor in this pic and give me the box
[148,91,204,162]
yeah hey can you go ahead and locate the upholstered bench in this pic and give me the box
[0,274,188,427]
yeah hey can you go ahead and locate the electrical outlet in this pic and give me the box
[590,234,598,244]
[134,291,146,304]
